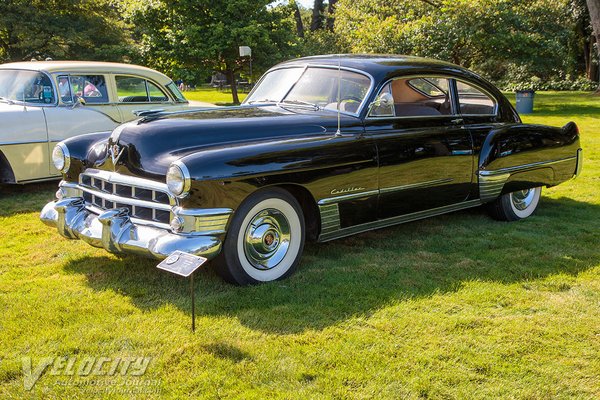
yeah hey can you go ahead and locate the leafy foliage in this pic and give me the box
[122,0,298,103]
[0,0,133,62]
[335,0,593,88]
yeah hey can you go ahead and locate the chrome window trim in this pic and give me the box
[56,73,112,105]
[243,64,375,117]
[453,77,499,117]
[0,68,58,107]
[365,74,458,120]
[365,74,500,120]
[114,73,173,104]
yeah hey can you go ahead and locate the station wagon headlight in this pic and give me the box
[166,161,191,197]
[52,143,70,173]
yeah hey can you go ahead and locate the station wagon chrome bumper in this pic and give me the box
[40,197,224,260]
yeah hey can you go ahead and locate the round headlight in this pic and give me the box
[52,143,70,172]
[166,162,191,197]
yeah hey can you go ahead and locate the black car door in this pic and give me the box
[363,76,474,219]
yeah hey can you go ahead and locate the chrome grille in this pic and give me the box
[79,169,174,225]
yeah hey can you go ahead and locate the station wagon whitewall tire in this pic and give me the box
[216,188,305,285]
[488,187,542,221]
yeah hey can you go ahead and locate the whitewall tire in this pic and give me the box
[487,186,542,221]
[215,188,305,285]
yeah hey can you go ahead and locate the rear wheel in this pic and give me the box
[487,186,542,221]
[215,188,305,285]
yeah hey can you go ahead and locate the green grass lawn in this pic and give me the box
[0,91,599,399]
[183,86,247,105]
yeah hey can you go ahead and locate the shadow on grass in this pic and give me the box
[0,182,57,217]
[61,196,600,334]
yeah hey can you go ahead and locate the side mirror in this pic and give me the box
[71,96,86,109]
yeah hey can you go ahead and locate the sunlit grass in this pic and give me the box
[183,86,248,106]
[0,91,598,398]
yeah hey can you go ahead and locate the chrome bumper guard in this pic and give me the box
[40,197,224,260]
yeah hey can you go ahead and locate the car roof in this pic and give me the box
[273,54,500,98]
[0,61,173,84]
[276,54,480,79]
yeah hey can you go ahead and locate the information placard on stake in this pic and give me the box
[157,251,208,332]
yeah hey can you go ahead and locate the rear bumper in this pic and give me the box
[40,197,222,260]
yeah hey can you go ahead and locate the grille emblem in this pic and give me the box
[109,144,125,167]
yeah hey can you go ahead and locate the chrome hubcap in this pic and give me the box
[244,208,290,270]
[510,189,535,211]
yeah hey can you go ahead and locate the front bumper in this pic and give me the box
[40,197,223,260]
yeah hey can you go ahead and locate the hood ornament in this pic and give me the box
[109,143,125,168]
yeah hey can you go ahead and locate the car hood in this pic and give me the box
[102,105,363,178]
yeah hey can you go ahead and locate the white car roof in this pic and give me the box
[0,61,173,84]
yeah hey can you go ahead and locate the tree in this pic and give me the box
[586,0,600,90]
[310,0,326,31]
[125,0,297,104]
[0,0,133,62]
[335,0,583,88]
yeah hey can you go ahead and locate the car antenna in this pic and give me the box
[335,54,342,137]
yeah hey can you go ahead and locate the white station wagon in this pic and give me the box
[0,61,190,183]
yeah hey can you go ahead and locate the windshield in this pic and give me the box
[244,67,372,115]
[0,69,56,104]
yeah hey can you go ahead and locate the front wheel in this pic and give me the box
[215,188,305,285]
[487,186,542,221]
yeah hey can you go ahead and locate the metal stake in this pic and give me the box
[191,272,195,332]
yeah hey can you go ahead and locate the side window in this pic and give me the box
[370,82,394,117]
[116,76,170,103]
[69,75,108,104]
[166,82,187,102]
[369,77,453,118]
[147,81,169,102]
[57,75,72,103]
[456,81,496,115]
[25,73,55,104]
[116,76,148,103]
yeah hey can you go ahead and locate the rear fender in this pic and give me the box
[478,122,580,202]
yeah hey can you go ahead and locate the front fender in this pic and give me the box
[177,134,378,210]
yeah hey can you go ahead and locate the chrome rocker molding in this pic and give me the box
[40,197,223,260]
[318,199,482,242]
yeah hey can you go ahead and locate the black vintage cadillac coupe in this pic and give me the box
[41,55,582,285]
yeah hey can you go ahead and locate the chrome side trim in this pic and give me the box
[478,156,577,176]
[317,189,379,205]
[0,139,50,146]
[318,203,341,235]
[318,199,481,242]
[380,178,453,194]
[574,148,583,177]
[172,207,233,235]
[478,173,510,203]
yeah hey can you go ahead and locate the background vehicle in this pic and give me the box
[40,55,582,285]
[0,61,190,183]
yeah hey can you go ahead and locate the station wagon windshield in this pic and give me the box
[0,69,55,104]
[245,67,372,115]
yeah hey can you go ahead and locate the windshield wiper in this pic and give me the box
[0,96,14,105]
[279,99,320,110]
[247,99,278,104]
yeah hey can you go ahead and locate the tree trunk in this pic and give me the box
[585,0,600,91]
[326,0,337,32]
[310,0,325,32]
[227,68,240,104]
[292,1,304,38]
